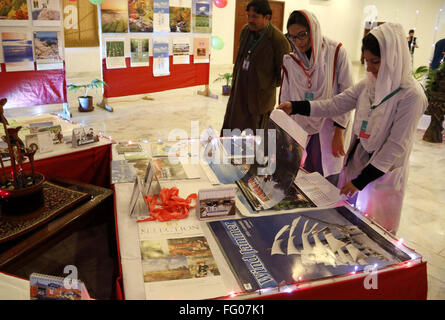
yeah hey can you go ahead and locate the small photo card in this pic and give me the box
[72,127,99,147]
[25,131,53,154]
[38,125,63,144]
[197,186,236,219]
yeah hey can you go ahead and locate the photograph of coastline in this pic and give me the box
[1,32,34,72]
[34,31,63,70]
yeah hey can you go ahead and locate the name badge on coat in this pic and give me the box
[242,58,250,71]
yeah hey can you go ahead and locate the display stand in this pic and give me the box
[198,84,218,99]
[97,97,113,112]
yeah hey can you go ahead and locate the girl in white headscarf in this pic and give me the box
[280,10,353,185]
[278,22,427,234]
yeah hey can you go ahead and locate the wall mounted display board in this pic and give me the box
[99,0,211,98]
[0,0,66,108]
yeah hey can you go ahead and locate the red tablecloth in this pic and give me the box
[11,143,112,188]
[103,56,209,98]
[252,261,427,300]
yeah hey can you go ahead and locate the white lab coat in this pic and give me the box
[279,10,353,177]
[308,23,427,233]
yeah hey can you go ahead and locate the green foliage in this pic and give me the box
[67,79,107,97]
[413,66,428,81]
[425,62,445,93]
[213,73,233,86]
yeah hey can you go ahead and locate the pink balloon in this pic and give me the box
[213,0,228,9]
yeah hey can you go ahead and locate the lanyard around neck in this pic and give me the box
[295,58,314,89]
[369,87,402,110]
[248,23,269,54]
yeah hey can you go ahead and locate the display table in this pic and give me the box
[17,139,112,188]
[1,114,112,187]
[3,139,112,188]
[111,142,427,300]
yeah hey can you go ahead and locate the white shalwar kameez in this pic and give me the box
[279,10,353,179]
[308,23,427,233]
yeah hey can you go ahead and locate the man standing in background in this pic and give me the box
[221,0,291,135]
[407,29,419,67]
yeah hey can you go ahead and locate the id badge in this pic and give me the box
[242,58,250,71]
[304,91,314,101]
[359,120,370,139]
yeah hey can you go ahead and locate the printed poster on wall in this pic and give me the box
[0,0,29,26]
[128,0,153,32]
[153,0,169,32]
[34,31,63,70]
[192,0,211,33]
[172,37,190,64]
[63,0,100,47]
[130,38,149,67]
[153,38,169,76]
[101,0,129,33]
[193,37,209,63]
[1,32,34,72]
[169,0,191,32]
[32,0,61,26]
[105,38,126,69]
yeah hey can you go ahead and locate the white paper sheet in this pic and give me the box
[294,172,342,207]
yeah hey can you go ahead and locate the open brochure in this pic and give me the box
[235,109,307,211]
[137,220,227,300]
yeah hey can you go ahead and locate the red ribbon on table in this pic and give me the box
[137,187,197,223]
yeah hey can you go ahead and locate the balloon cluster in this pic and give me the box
[211,0,227,49]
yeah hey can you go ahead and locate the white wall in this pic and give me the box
[210,0,365,65]
[363,0,445,69]
[65,0,445,78]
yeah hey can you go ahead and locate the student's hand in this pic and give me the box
[332,127,346,157]
[277,101,292,115]
[340,181,359,197]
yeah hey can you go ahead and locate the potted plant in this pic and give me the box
[67,79,107,112]
[213,73,233,96]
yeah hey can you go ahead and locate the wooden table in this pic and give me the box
[0,177,118,300]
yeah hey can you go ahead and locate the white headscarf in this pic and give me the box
[369,22,415,102]
[355,22,417,152]
[286,10,336,101]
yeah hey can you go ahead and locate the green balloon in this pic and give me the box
[89,0,104,5]
[211,36,224,50]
